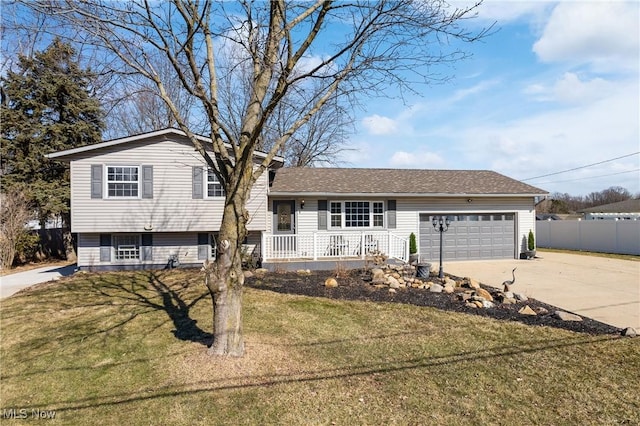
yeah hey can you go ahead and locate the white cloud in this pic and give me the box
[455,77,639,195]
[450,79,500,103]
[390,151,445,168]
[361,114,399,135]
[533,2,639,72]
[294,54,325,75]
[525,72,614,104]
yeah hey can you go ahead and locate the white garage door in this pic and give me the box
[419,213,515,261]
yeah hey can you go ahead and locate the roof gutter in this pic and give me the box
[268,191,548,198]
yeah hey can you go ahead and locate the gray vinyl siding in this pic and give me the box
[68,137,269,233]
[284,196,536,259]
[77,231,263,269]
[392,197,535,259]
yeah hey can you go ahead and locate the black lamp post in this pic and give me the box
[432,215,451,279]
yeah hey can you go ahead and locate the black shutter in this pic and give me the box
[318,200,328,230]
[141,234,153,261]
[142,165,153,199]
[192,166,203,199]
[99,234,111,261]
[197,233,209,260]
[91,165,103,199]
[387,200,397,229]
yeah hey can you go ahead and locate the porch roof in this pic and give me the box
[270,168,547,196]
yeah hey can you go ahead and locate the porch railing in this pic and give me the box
[262,231,408,262]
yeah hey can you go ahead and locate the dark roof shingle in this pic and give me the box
[270,168,547,195]
[579,198,640,213]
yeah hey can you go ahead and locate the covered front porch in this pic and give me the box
[261,231,408,269]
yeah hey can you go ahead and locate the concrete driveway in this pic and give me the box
[0,264,77,299]
[444,251,639,330]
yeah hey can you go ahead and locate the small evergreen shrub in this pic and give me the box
[528,229,535,251]
[409,232,417,254]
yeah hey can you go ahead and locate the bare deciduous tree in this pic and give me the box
[106,56,204,138]
[0,189,33,270]
[14,0,489,356]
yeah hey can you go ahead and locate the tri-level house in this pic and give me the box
[48,128,547,271]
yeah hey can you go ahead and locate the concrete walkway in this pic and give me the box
[444,251,640,330]
[0,264,77,299]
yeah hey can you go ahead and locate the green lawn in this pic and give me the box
[1,269,638,425]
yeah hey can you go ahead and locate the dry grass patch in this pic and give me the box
[1,269,639,425]
[537,247,639,262]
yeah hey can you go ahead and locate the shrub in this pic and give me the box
[409,232,417,254]
[528,229,535,251]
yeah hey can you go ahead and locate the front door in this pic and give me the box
[273,200,295,234]
[273,200,296,257]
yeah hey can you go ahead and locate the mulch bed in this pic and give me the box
[245,269,622,336]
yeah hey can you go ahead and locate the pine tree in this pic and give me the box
[1,38,104,244]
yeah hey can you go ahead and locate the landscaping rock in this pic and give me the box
[518,305,537,316]
[388,288,397,294]
[324,277,338,288]
[475,288,493,302]
[429,283,443,293]
[371,268,385,280]
[444,277,457,287]
[463,277,480,289]
[458,293,472,302]
[534,306,549,315]
[621,327,637,337]
[555,310,582,322]
[514,293,528,302]
[296,269,311,276]
[243,270,254,278]
[387,276,401,289]
[482,300,495,309]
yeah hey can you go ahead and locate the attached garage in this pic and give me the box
[268,168,547,266]
[419,213,516,261]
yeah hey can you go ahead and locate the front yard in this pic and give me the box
[1,269,638,425]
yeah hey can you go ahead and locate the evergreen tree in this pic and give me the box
[1,38,104,233]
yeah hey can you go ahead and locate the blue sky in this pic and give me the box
[340,1,640,197]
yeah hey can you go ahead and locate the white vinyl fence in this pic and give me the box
[536,220,640,255]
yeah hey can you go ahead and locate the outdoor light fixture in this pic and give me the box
[300,199,305,209]
[432,215,451,279]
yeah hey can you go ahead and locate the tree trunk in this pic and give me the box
[203,193,248,357]
[61,213,76,262]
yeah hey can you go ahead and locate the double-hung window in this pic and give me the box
[114,234,140,260]
[207,169,225,197]
[330,201,385,228]
[372,202,384,227]
[330,202,342,228]
[107,166,139,197]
